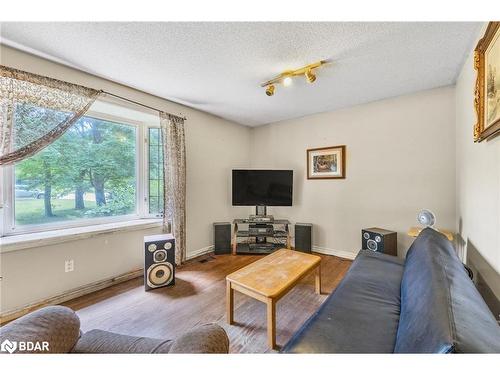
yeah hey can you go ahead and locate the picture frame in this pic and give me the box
[474,22,500,142]
[307,145,346,179]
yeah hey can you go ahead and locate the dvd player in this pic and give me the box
[249,227,274,236]
[249,215,274,223]
[248,243,275,250]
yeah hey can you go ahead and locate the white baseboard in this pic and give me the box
[187,245,214,260]
[313,245,358,260]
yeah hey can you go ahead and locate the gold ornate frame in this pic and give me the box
[474,22,500,142]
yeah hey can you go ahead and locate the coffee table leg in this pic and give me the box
[315,264,321,294]
[266,298,276,349]
[226,280,234,324]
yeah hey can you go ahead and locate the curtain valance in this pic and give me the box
[0,65,101,165]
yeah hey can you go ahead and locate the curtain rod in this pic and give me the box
[102,90,187,121]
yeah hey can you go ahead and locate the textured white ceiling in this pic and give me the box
[0,22,481,126]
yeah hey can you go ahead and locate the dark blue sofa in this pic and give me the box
[283,228,500,353]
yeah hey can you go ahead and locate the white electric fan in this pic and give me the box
[417,209,436,227]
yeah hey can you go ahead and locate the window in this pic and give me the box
[2,101,163,234]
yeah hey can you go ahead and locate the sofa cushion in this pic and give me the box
[395,228,500,353]
[0,306,81,354]
[283,250,404,353]
[73,324,229,353]
[73,329,173,353]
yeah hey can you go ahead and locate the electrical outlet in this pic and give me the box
[64,259,74,273]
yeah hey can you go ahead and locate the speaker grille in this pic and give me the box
[295,223,312,253]
[214,222,231,254]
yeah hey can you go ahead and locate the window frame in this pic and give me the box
[1,109,162,236]
[146,127,164,218]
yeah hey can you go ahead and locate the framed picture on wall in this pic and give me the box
[307,145,346,179]
[474,22,500,142]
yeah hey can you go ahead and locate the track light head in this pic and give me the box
[305,69,316,83]
[265,85,275,96]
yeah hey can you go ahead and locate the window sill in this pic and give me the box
[0,219,163,253]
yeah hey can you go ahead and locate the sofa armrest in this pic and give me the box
[169,323,229,353]
[0,306,80,354]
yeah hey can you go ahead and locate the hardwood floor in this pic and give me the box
[63,252,352,353]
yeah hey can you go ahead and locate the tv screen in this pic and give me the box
[232,170,293,206]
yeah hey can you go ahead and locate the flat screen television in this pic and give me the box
[232,169,293,206]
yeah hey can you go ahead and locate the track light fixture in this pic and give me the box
[260,59,331,96]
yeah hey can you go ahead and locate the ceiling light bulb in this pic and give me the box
[265,85,275,96]
[305,69,316,83]
[283,76,293,87]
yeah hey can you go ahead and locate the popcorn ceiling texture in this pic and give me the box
[0,22,480,126]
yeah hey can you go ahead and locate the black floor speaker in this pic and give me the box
[295,223,312,253]
[144,234,175,291]
[362,227,397,256]
[214,222,231,255]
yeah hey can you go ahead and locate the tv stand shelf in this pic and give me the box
[232,218,291,255]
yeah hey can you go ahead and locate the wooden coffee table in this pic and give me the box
[226,249,321,349]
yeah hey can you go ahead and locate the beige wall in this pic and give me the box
[0,45,251,313]
[455,25,500,299]
[250,87,457,258]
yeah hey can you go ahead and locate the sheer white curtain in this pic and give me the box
[0,65,101,165]
[160,112,186,265]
